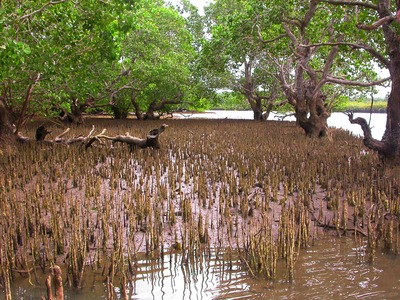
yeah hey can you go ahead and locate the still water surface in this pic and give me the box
[6,237,400,299]
[132,237,400,300]
[180,110,387,139]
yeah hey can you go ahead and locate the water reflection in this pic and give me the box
[132,250,251,300]
[178,110,387,140]
[266,237,400,299]
[125,237,400,300]
[6,237,400,299]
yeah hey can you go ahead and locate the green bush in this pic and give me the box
[337,101,387,113]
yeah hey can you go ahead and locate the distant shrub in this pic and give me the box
[337,101,387,113]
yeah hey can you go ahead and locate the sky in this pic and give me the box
[169,0,213,15]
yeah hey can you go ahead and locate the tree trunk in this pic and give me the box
[143,108,158,120]
[243,59,266,121]
[0,99,15,148]
[347,0,400,165]
[252,104,264,121]
[130,92,143,120]
[69,102,85,125]
[296,108,329,138]
[263,102,275,121]
[293,87,330,138]
[354,60,400,165]
[380,40,400,164]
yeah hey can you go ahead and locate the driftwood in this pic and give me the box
[15,123,168,150]
[86,124,168,150]
[15,125,103,146]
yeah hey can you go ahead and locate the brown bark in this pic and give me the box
[52,266,64,300]
[45,275,53,300]
[346,112,387,154]
[14,73,40,133]
[87,124,168,150]
[343,0,400,165]
[130,91,143,120]
[0,99,15,148]
[279,2,335,137]
[290,81,330,138]
[43,265,64,300]
[242,60,279,121]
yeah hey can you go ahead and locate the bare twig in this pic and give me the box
[20,0,69,20]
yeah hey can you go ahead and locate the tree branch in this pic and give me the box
[345,111,387,153]
[326,75,390,86]
[357,15,395,30]
[303,0,320,29]
[282,22,299,47]
[20,0,69,20]
[322,0,378,10]
[14,73,41,133]
[152,94,184,111]
[255,25,286,44]
[299,41,389,68]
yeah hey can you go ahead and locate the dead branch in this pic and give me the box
[87,124,168,150]
[55,125,99,145]
[15,124,168,150]
[53,128,71,143]
[15,125,101,146]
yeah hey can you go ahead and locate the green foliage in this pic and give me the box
[0,0,393,123]
[0,0,201,122]
[115,2,198,115]
[110,90,132,119]
[201,0,285,116]
[210,91,248,110]
[338,100,387,113]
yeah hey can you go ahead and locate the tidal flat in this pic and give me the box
[1,119,399,299]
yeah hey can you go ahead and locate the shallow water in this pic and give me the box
[5,236,400,299]
[179,110,387,139]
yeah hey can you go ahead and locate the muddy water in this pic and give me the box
[5,236,400,299]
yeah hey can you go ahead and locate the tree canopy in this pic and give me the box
[0,0,203,125]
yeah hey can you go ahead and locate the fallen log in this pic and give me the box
[86,124,168,150]
[15,125,104,146]
[15,123,168,150]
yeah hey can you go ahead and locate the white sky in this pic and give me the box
[169,0,213,15]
